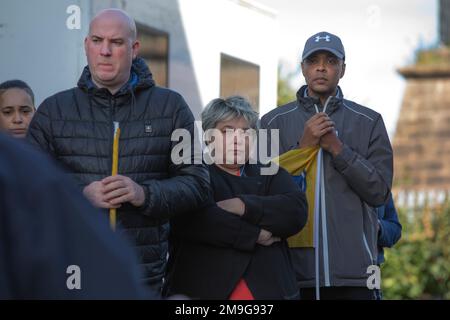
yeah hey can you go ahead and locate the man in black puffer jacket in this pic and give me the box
[27,9,210,295]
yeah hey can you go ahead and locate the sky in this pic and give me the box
[256,0,438,137]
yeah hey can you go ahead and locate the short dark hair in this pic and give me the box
[0,80,35,105]
[201,96,259,132]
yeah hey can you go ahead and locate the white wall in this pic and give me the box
[0,0,90,106]
[177,0,279,117]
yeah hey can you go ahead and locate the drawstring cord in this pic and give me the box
[313,96,332,300]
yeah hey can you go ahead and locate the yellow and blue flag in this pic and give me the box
[274,146,319,248]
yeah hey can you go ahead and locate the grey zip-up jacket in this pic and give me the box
[260,85,393,288]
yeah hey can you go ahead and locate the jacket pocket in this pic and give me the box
[333,228,372,279]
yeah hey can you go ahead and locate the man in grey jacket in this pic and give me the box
[261,31,393,300]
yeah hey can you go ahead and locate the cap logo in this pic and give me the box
[315,35,331,42]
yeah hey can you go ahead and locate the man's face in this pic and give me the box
[0,88,35,138]
[85,15,139,92]
[301,51,346,98]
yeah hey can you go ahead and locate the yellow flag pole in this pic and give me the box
[110,121,120,231]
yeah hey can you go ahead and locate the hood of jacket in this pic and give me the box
[296,85,344,114]
[77,57,155,97]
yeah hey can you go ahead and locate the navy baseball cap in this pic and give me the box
[302,31,345,61]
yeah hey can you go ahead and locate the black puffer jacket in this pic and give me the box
[27,58,210,292]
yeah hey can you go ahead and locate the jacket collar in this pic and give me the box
[77,57,155,97]
[296,85,344,114]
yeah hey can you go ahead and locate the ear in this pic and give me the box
[84,37,88,54]
[340,62,346,79]
[132,40,140,60]
[301,61,306,77]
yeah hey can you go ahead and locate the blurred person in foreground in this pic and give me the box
[0,133,156,299]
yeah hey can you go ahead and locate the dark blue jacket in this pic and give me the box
[376,193,402,264]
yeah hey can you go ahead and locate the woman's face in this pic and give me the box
[209,116,255,168]
[0,88,35,138]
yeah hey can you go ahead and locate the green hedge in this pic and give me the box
[382,201,450,299]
